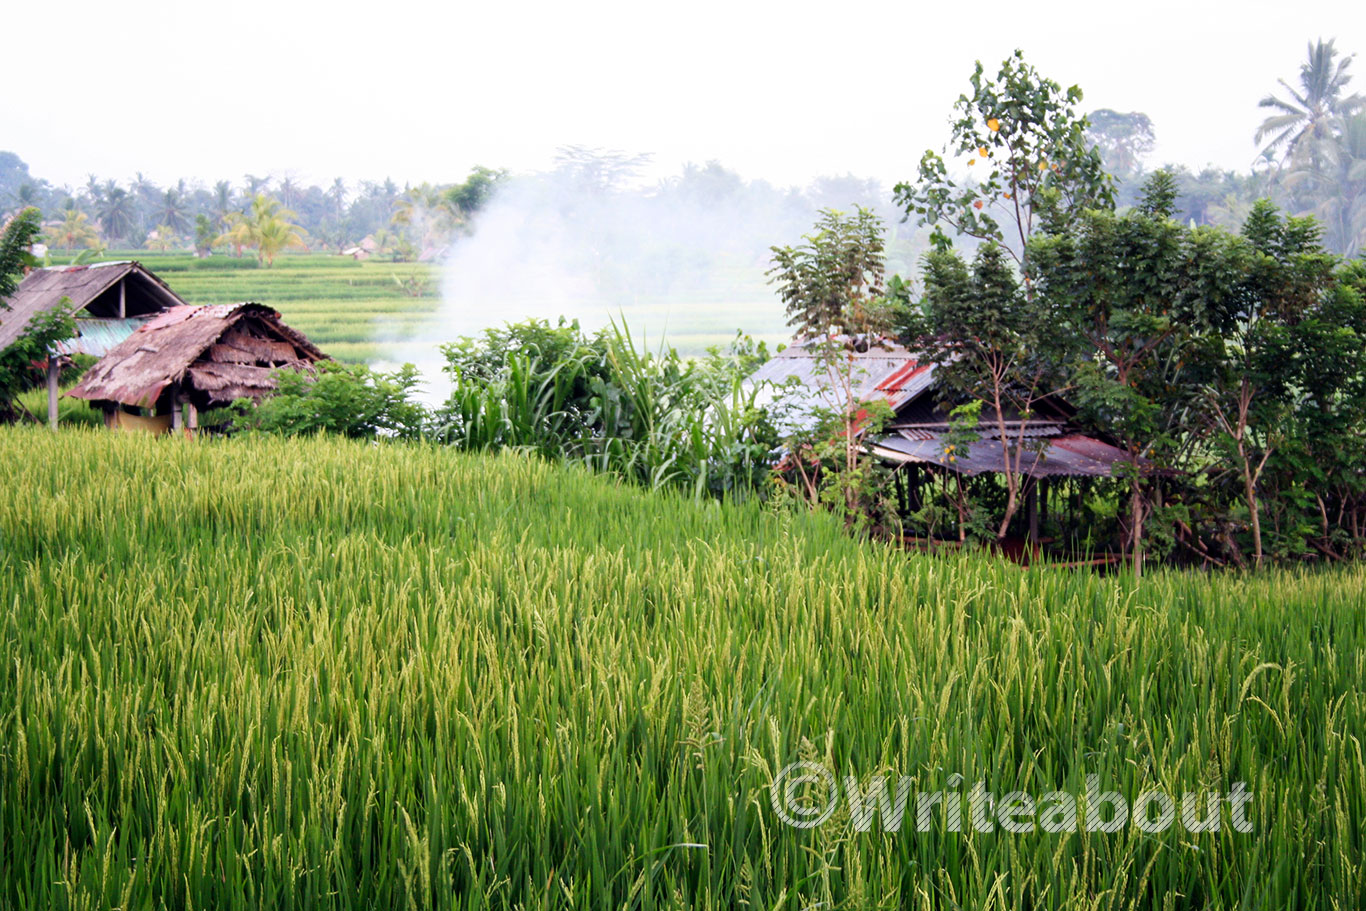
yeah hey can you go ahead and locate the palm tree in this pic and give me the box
[212,180,235,225]
[328,178,347,221]
[78,174,104,216]
[217,211,253,258]
[391,182,452,249]
[158,182,190,234]
[278,176,299,210]
[45,209,101,251]
[217,194,308,265]
[132,171,158,202]
[1287,111,1366,256]
[6,183,42,218]
[255,216,308,265]
[1256,39,1364,167]
[130,172,158,234]
[97,186,136,244]
[369,227,400,259]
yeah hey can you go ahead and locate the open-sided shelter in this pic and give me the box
[751,337,1140,543]
[0,261,187,425]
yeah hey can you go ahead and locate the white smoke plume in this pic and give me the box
[381,153,918,400]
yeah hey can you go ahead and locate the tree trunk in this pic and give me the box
[1130,472,1144,579]
[1244,463,1263,569]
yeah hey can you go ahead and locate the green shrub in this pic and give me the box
[231,360,427,440]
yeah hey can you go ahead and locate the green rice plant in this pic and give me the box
[1,427,1360,909]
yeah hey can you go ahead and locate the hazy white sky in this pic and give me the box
[4,0,1362,191]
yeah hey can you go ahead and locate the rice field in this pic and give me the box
[2,427,1362,909]
[89,252,793,367]
[97,252,444,364]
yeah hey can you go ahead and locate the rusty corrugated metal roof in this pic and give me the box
[751,337,1138,477]
[750,337,939,429]
[871,432,1139,477]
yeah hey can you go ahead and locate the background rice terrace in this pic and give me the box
[86,251,791,367]
[2,427,1363,909]
[95,251,444,365]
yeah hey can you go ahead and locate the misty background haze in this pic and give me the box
[372,150,927,398]
[4,0,1361,190]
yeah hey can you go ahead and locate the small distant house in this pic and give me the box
[0,260,188,426]
[750,337,1139,545]
[68,303,325,432]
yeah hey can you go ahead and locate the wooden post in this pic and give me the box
[187,402,199,434]
[118,278,126,319]
[47,354,59,429]
[169,384,182,433]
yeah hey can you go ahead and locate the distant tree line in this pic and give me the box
[0,158,509,261]
[0,148,920,269]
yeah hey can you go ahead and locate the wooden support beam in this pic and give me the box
[47,355,59,429]
[118,278,126,319]
[187,402,199,433]
[169,384,183,433]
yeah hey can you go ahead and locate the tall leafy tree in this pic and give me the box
[1029,172,1208,575]
[895,50,1113,272]
[770,207,887,340]
[1285,260,1366,558]
[1194,202,1335,567]
[443,166,506,224]
[1086,109,1156,181]
[768,207,893,528]
[902,241,1060,540]
[0,208,39,300]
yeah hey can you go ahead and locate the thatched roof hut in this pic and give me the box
[0,260,186,356]
[69,303,325,422]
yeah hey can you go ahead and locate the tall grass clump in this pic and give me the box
[435,318,778,498]
[1,427,1362,909]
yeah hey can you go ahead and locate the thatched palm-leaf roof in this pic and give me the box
[69,303,325,409]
